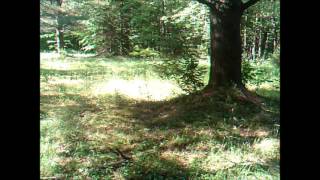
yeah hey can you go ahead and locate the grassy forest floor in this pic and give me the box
[40,52,280,179]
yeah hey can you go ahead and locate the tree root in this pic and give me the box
[111,148,132,161]
[237,85,262,105]
[200,84,267,110]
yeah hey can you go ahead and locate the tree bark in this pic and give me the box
[206,3,243,89]
[195,0,261,91]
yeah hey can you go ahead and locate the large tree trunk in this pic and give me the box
[206,3,243,89]
[197,0,262,105]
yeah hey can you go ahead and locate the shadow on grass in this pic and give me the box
[41,87,280,178]
[41,93,111,177]
[124,87,279,131]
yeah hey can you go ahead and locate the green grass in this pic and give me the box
[41,52,280,179]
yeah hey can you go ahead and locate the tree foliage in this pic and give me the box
[40,0,280,91]
[40,0,279,57]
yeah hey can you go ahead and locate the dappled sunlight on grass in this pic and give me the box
[48,79,85,86]
[40,52,96,59]
[41,52,61,59]
[40,54,280,179]
[161,150,207,168]
[259,83,276,90]
[42,60,73,70]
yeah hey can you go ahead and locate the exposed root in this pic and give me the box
[200,84,266,110]
[237,85,262,105]
[112,148,133,161]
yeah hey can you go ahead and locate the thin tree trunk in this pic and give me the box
[253,15,259,60]
[261,31,267,58]
[207,11,215,87]
[243,29,247,53]
[258,28,262,58]
[252,42,255,61]
[273,28,278,51]
[55,27,64,53]
[271,0,278,52]
[55,14,64,53]
[54,1,64,54]
[271,2,277,53]
[159,0,166,52]
[243,16,247,53]
[119,0,130,55]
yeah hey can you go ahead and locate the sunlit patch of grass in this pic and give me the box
[40,52,61,60]
[253,138,279,158]
[40,52,96,59]
[41,54,180,101]
[41,61,73,70]
[91,79,182,101]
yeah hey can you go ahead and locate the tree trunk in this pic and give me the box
[119,0,131,55]
[206,4,243,89]
[55,12,64,54]
[55,27,64,53]
[261,31,268,58]
[252,45,255,61]
[273,27,278,51]
[53,0,64,54]
[159,0,166,52]
[270,16,276,53]
[243,16,247,54]
[258,29,262,58]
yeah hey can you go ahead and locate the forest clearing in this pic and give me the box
[41,0,280,179]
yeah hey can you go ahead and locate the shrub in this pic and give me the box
[242,59,279,88]
[269,48,280,67]
[129,46,159,59]
[241,59,255,85]
[155,56,206,94]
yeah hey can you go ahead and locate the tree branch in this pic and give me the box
[195,0,215,9]
[241,0,261,11]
